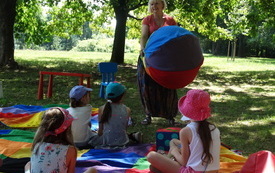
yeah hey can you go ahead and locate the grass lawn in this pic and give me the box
[0,49,274,156]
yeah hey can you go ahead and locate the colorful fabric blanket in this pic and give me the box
[0,129,153,173]
[0,104,98,129]
[0,105,248,173]
[0,129,248,173]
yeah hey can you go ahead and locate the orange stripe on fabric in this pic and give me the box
[0,112,44,128]
[0,139,32,157]
[219,162,246,173]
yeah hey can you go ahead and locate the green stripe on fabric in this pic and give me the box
[0,154,7,159]
[43,104,69,109]
[132,157,150,170]
[0,129,34,143]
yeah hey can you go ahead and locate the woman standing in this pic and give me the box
[138,0,178,125]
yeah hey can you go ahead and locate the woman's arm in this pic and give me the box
[66,146,77,173]
[140,24,149,55]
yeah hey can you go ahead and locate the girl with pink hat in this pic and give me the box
[147,89,220,173]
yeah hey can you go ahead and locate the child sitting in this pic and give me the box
[67,85,102,149]
[97,82,143,149]
[147,89,220,173]
[25,107,77,173]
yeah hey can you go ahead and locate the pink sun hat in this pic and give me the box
[178,89,211,121]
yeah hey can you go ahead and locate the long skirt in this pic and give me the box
[137,57,178,119]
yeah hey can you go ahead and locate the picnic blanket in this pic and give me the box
[0,105,248,173]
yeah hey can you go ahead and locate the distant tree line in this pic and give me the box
[1,0,274,68]
[15,20,274,58]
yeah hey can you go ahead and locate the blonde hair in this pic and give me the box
[148,0,167,13]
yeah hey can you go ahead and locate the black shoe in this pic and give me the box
[141,116,151,125]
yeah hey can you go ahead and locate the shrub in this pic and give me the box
[72,38,139,53]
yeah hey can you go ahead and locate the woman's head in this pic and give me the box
[69,85,93,107]
[178,89,211,121]
[32,107,75,151]
[148,0,167,13]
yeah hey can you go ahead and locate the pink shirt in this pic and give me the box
[142,14,177,35]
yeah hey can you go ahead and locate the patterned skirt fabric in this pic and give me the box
[137,57,178,119]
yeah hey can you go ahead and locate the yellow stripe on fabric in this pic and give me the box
[10,147,32,158]
[0,139,32,157]
[9,111,44,128]
[92,108,98,116]
[77,149,89,157]
[220,146,247,162]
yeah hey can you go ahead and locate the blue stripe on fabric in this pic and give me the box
[0,129,12,135]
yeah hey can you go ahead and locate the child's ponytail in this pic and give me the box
[99,101,112,124]
[198,120,216,165]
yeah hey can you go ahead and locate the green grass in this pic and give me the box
[0,50,274,156]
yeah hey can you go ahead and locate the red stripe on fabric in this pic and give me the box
[0,112,30,118]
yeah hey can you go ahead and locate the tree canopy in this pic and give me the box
[0,0,274,67]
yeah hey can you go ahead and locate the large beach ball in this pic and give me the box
[143,26,204,89]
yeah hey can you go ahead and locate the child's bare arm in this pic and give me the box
[67,146,77,173]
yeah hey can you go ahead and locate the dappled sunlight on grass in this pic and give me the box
[0,50,274,156]
[219,118,273,127]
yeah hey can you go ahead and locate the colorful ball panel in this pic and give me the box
[144,26,204,89]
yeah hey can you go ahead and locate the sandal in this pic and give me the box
[141,116,151,125]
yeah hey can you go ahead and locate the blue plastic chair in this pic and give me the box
[98,62,118,98]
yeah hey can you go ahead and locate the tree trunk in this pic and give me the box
[237,35,248,57]
[110,2,128,64]
[0,0,18,68]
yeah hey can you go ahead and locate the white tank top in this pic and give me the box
[186,122,220,171]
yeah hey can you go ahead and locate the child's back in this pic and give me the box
[68,105,94,143]
[68,85,103,149]
[27,107,77,173]
[101,103,129,147]
[31,143,75,172]
[185,122,220,170]
[97,82,142,149]
[147,89,220,173]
